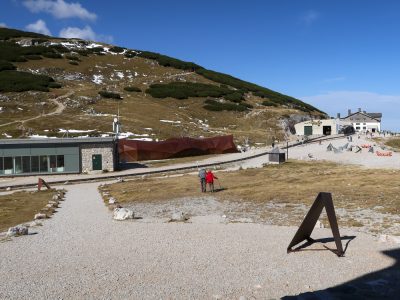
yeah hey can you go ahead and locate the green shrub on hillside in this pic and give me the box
[109,46,125,53]
[42,52,62,59]
[98,91,122,99]
[203,99,250,112]
[124,51,137,58]
[0,60,16,71]
[65,54,80,61]
[124,86,141,92]
[48,44,70,53]
[48,82,62,88]
[0,71,56,92]
[146,82,237,99]
[90,47,104,53]
[224,92,243,102]
[0,41,64,62]
[76,49,90,56]
[24,54,42,60]
[137,51,201,71]
[0,28,48,40]
[261,100,278,107]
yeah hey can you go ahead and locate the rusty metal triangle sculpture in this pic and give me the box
[287,192,344,257]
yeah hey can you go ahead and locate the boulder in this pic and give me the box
[28,220,42,227]
[117,177,124,183]
[48,201,58,207]
[34,213,47,220]
[108,197,117,204]
[113,207,134,220]
[171,211,189,222]
[52,194,61,201]
[7,225,28,237]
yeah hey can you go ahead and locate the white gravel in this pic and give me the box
[0,182,398,299]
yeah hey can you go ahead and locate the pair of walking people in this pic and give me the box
[198,168,218,192]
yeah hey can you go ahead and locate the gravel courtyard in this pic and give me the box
[0,182,399,299]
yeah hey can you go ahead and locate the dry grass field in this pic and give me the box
[101,161,400,234]
[0,189,58,232]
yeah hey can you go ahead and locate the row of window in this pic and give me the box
[355,126,367,130]
[355,123,367,125]
[0,155,65,175]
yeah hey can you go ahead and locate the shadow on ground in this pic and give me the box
[119,162,148,170]
[283,247,400,299]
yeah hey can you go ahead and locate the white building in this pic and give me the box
[294,118,349,136]
[340,108,382,133]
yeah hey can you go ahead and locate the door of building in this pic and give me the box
[92,154,102,170]
[304,126,313,136]
[323,126,332,135]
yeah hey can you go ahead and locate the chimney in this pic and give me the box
[348,109,351,116]
[337,113,341,119]
[358,108,362,112]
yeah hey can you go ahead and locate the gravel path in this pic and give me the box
[0,182,399,299]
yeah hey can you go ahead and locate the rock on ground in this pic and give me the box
[113,207,134,220]
[7,225,28,237]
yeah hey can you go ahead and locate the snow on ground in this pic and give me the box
[92,75,104,84]
[160,119,181,124]
[28,134,56,139]
[118,132,153,140]
[86,43,103,49]
[59,129,95,133]
[115,71,124,79]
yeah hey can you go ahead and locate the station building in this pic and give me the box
[0,137,117,176]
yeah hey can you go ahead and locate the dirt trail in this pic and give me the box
[0,91,72,128]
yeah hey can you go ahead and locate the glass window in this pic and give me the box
[0,157,3,175]
[57,155,65,172]
[4,157,13,174]
[40,156,49,173]
[49,155,57,172]
[22,156,30,173]
[14,156,22,174]
[31,156,39,172]
[356,126,360,130]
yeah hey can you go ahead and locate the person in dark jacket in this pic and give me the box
[198,168,206,192]
[205,169,218,192]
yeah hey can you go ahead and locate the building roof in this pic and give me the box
[341,111,382,122]
[367,113,382,119]
[0,137,115,145]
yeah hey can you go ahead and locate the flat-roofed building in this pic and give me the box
[0,137,116,176]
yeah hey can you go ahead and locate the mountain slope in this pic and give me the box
[0,28,325,146]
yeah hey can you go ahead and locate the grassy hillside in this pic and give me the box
[0,27,325,146]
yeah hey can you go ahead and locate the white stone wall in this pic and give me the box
[81,143,114,172]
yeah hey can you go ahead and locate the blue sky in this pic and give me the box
[1,0,400,130]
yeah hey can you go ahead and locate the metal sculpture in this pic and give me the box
[287,192,344,257]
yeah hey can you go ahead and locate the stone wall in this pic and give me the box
[81,143,115,172]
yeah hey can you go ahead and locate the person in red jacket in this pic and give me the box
[205,169,218,192]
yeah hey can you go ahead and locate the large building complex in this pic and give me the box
[0,137,116,176]
[340,108,382,133]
